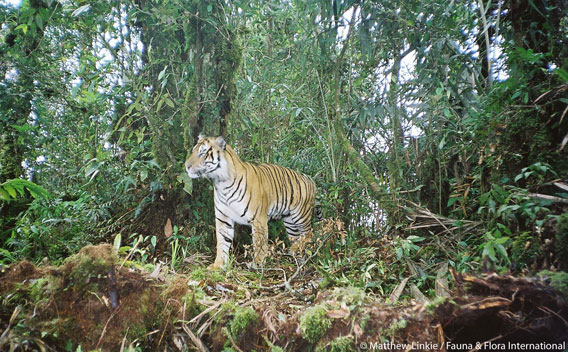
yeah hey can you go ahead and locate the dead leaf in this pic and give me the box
[435,262,451,298]
[353,323,363,338]
[150,263,162,279]
[389,277,409,303]
[164,218,173,238]
[326,307,350,319]
[410,284,430,304]
[262,308,278,335]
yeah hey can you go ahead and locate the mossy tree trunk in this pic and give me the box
[133,0,241,177]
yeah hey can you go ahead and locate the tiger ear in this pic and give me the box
[198,133,205,140]
[216,136,226,150]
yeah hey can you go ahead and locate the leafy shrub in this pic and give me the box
[6,193,112,263]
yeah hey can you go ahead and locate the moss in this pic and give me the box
[537,270,568,300]
[137,290,151,315]
[388,318,407,332]
[359,312,370,332]
[510,231,543,270]
[319,274,333,289]
[555,213,568,270]
[190,266,225,282]
[28,277,50,303]
[62,244,117,294]
[263,338,285,352]
[425,297,450,314]
[128,322,148,341]
[329,287,366,308]
[316,336,356,352]
[229,306,258,337]
[215,301,238,324]
[299,304,332,344]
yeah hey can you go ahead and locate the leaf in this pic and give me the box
[0,188,10,201]
[410,284,429,304]
[15,24,28,34]
[157,98,164,112]
[4,184,17,198]
[72,4,91,17]
[326,307,350,319]
[113,233,122,256]
[407,235,425,242]
[0,179,49,201]
[164,218,173,238]
[395,247,403,259]
[555,68,568,83]
[483,244,496,261]
[36,14,44,30]
[447,197,459,207]
[140,169,148,181]
[495,244,509,261]
[495,236,509,245]
[389,277,409,303]
[126,102,138,115]
[178,172,193,195]
[435,262,450,298]
[158,66,167,81]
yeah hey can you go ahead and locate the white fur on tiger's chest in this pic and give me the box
[213,187,250,225]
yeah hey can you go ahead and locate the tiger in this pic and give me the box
[185,135,316,269]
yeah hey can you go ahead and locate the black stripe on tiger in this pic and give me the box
[217,217,233,229]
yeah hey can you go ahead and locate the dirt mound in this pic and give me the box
[0,244,162,351]
[0,260,44,292]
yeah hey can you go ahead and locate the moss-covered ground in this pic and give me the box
[1,240,567,351]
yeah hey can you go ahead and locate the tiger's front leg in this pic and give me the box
[251,217,269,267]
[209,210,235,270]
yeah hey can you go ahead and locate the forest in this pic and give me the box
[1,0,567,350]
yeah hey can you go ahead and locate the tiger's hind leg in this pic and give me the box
[283,215,313,255]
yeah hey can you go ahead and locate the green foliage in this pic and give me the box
[395,236,425,260]
[555,214,568,270]
[317,247,386,292]
[537,270,568,300]
[0,179,49,202]
[0,0,566,311]
[510,232,542,269]
[5,193,111,263]
[473,162,565,271]
[479,226,512,270]
[514,162,558,184]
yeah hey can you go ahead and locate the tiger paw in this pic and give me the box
[208,258,226,271]
[207,264,222,271]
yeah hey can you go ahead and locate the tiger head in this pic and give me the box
[185,135,229,180]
